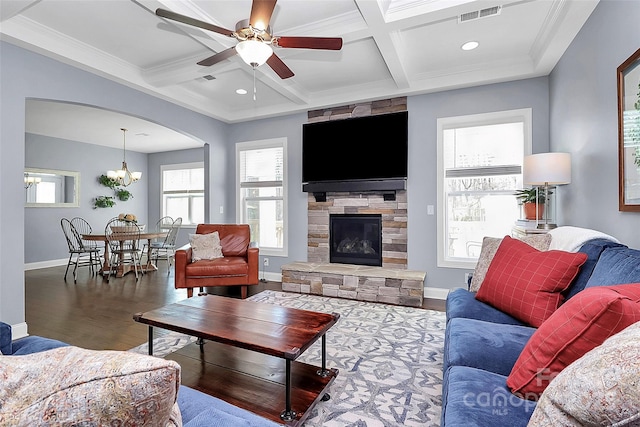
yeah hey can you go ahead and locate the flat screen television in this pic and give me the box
[302,111,408,191]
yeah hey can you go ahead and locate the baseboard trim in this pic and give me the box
[424,287,450,300]
[262,271,282,282]
[25,259,67,271]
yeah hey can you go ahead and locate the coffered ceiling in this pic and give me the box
[2,0,599,150]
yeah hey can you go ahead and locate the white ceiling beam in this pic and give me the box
[354,0,410,90]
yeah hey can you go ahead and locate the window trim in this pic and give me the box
[436,108,532,269]
[236,137,288,257]
[160,161,204,228]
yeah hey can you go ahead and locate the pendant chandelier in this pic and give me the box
[107,128,141,187]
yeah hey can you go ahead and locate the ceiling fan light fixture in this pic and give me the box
[236,40,273,67]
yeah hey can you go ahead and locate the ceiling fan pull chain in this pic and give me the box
[253,66,257,101]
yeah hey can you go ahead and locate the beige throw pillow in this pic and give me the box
[190,231,223,261]
[469,234,552,292]
[527,321,640,426]
[0,346,182,426]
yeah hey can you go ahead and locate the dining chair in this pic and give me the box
[104,217,143,282]
[141,216,172,263]
[60,218,102,283]
[147,217,182,275]
[70,217,103,272]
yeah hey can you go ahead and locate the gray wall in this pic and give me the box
[549,0,640,248]
[147,147,206,248]
[1,41,228,326]
[3,0,637,326]
[228,113,309,273]
[25,133,148,263]
[401,77,549,289]
[227,78,550,289]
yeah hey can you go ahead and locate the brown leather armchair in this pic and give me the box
[175,224,259,298]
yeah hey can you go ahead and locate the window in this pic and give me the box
[237,138,287,257]
[437,109,531,268]
[161,162,204,226]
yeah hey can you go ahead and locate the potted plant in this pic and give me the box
[93,196,115,209]
[116,189,133,201]
[98,174,120,189]
[515,187,550,220]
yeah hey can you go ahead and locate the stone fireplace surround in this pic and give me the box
[281,190,425,308]
[281,97,426,308]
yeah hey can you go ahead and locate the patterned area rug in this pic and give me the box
[129,330,198,357]
[131,290,445,426]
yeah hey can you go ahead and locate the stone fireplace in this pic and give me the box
[308,191,407,269]
[280,97,425,308]
[330,213,382,267]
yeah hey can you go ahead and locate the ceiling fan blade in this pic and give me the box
[266,53,294,79]
[197,47,238,66]
[249,0,277,31]
[276,36,343,50]
[156,8,233,37]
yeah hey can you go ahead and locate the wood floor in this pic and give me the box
[25,262,445,352]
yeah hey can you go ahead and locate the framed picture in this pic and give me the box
[618,47,640,212]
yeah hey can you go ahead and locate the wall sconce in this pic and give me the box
[24,173,41,189]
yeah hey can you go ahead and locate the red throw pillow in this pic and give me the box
[507,284,640,398]
[475,236,587,327]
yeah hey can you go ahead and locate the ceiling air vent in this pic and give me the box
[202,75,216,81]
[459,5,502,23]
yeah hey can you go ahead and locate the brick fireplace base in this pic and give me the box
[281,262,425,308]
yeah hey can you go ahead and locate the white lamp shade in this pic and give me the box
[107,170,118,179]
[235,40,273,67]
[523,152,571,185]
[132,171,142,180]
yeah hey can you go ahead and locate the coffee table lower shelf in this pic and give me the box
[166,341,338,426]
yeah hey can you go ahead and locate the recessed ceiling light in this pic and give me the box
[236,89,248,95]
[461,41,479,51]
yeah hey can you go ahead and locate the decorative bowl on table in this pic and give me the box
[111,224,145,233]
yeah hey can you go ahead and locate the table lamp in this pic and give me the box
[523,152,571,229]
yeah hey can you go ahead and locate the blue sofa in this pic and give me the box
[440,237,640,426]
[0,322,281,427]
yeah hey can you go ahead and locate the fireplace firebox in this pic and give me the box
[329,214,382,266]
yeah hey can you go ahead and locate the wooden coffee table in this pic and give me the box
[133,295,339,425]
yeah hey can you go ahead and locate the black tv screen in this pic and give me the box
[302,111,408,183]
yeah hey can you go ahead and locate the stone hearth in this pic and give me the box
[281,262,425,308]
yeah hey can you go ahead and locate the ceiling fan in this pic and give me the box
[156,0,343,79]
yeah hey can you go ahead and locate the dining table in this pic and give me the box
[82,231,167,278]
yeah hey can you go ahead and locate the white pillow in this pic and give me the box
[189,231,223,261]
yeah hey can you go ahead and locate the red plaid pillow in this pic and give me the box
[507,284,640,398]
[475,236,587,327]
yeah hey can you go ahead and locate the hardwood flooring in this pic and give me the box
[24,262,445,351]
